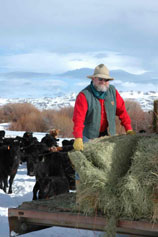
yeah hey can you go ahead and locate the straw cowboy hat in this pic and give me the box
[87,64,114,80]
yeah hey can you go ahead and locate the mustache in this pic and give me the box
[93,82,109,92]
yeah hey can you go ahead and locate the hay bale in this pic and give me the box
[68,134,158,236]
[120,135,158,222]
[69,135,138,215]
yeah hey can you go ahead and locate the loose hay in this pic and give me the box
[68,134,158,236]
[120,135,158,222]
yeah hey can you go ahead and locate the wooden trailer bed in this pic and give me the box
[8,193,158,237]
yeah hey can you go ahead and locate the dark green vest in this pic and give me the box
[82,84,116,139]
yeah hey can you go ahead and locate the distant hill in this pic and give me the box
[1,69,156,83]
[56,68,154,82]
[0,68,157,98]
[110,70,151,81]
[56,68,93,79]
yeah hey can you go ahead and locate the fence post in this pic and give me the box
[153,100,158,133]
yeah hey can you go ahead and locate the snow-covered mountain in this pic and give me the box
[0,90,158,112]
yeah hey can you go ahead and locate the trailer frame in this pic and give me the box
[8,207,158,237]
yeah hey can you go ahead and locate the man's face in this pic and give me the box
[92,77,110,92]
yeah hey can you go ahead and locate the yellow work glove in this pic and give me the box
[73,138,83,151]
[126,130,136,135]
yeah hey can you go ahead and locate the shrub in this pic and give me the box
[0,100,153,136]
[1,103,74,136]
[9,111,49,132]
[0,103,39,122]
[125,100,152,133]
[41,107,74,137]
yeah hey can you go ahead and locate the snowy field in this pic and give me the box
[0,129,127,237]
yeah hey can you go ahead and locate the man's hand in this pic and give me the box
[73,138,83,151]
[126,130,136,135]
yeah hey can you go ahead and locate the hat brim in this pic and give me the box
[87,74,114,80]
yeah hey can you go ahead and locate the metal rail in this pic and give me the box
[8,208,158,237]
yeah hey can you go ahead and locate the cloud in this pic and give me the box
[0,0,157,40]
[0,0,157,29]
[0,0,157,75]
[112,79,158,92]
[0,50,145,74]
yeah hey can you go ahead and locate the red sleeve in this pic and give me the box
[116,90,133,131]
[72,92,88,138]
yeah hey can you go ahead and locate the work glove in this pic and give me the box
[73,138,83,151]
[126,130,136,135]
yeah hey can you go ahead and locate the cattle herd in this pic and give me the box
[0,129,75,200]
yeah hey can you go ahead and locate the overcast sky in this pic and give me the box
[0,0,158,75]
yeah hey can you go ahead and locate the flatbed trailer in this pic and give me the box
[8,193,158,237]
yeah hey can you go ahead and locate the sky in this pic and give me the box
[0,0,158,75]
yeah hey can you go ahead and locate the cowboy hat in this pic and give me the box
[87,64,114,80]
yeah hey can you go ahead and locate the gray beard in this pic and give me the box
[93,82,109,92]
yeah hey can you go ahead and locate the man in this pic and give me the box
[73,64,134,151]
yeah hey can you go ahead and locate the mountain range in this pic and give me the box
[0,68,158,110]
[1,67,157,83]
[57,68,157,82]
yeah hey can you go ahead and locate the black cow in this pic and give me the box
[139,129,146,133]
[10,132,39,164]
[32,151,73,200]
[33,176,69,200]
[41,134,59,148]
[59,140,75,189]
[59,152,75,190]
[62,139,74,147]
[19,132,38,163]
[0,138,21,193]
[23,132,38,145]
[24,141,49,176]
[0,130,5,140]
[60,139,74,152]
[35,152,66,178]
[43,151,75,190]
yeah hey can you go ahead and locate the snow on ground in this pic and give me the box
[0,129,126,237]
[0,90,158,111]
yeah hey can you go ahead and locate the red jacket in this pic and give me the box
[73,90,132,138]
